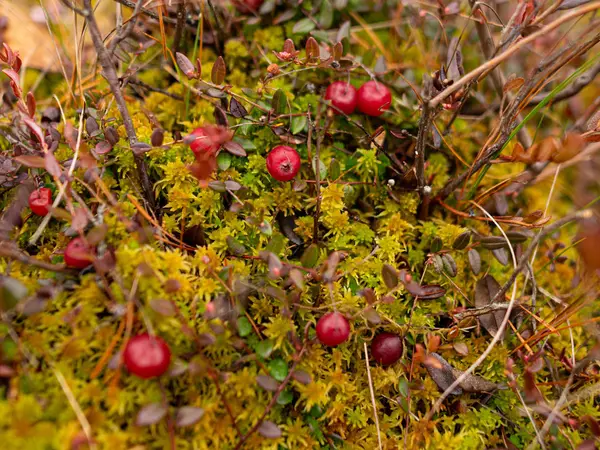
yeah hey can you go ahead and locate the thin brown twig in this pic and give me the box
[72,0,155,210]
[428,2,600,109]
[425,208,593,420]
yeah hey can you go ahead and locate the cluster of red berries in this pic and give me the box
[316,312,403,365]
[325,80,392,117]
[28,188,96,269]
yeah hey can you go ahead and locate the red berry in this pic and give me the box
[371,332,403,365]
[357,80,392,117]
[233,0,263,13]
[28,188,52,216]
[316,312,350,347]
[189,127,219,154]
[64,237,95,269]
[325,82,358,115]
[266,145,301,182]
[123,333,171,379]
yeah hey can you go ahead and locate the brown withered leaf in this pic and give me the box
[424,353,503,395]
[503,75,524,92]
[551,132,585,163]
[475,275,507,339]
[211,56,226,85]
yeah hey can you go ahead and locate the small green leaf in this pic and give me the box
[237,317,252,337]
[277,389,294,405]
[293,18,316,34]
[312,156,327,179]
[291,115,307,134]
[318,0,333,29]
[329,158,341,180]
[301,244,320,268]
[0,277,28,311]
[269,358,289,381]
[256,339,274,358]
[217,151,232,170]
[271,89,287,115]
[430,237,443,253]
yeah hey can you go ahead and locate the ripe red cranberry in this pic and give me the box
[371,332,403,365]
[316,312,350,347]
[189,127,219,154]
[64,237,95,269]
[325,82,358,115]
[28,187,53,216]
[357,80,392,117]
[123,333,171,379]
[233,0,263,13]
[266,145,301,182]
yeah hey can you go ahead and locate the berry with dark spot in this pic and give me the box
[266,145,301,182]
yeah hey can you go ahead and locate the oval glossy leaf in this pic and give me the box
[468,249,481,275]
[136,403,168,426]
[293,18,315,34]
[211,56,226,85]
[175,406,205,427]
[452,231,471,250]
[256,374,279,392]
[258,420,282,439]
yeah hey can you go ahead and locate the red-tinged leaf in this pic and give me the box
[453,342,469,356]
[428,334,441,352]
[151,128,164,147]
[256,375,279,391]
[225,180,242,191]
[292,370,311,385]
[22,116,44,145]
[523,369,544,403]
[580,416,600,437]
[94,140,113,155]
[305,37,319,60]
[71,208,88,232]
[229,97,248,118]
[2,68,20,88]
[44,153,62,177]
[15,155,45,168]
[468,249,482,275]
[176,52,196,79]
[381,264,399,289]
[576,440,597,450]
[131,142,152,155]
[175,406,205,427]
[149,298,175,316]
[358,288,376,304]
[475,275,506,339]
[363,306,381,325]
[332,41,343,61]
[86,224,108,246]
[223,141,247,156]
[288,269,304,290]
[418,285,446,300]
[26,92,36,117]
[136,403,168,426]
[283,39,296,54]
[211,56,226,85]
[258,420,282,439]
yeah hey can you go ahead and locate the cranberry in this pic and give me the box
[233,0,264,13]
[325,82,358,115]
[316,312,350,347]
[64,237,95,269]
[189,127,219,154]
[28,188,53,216]
[266,145,301,182]
[357,80,392,117]
[371,332,403,365]
[123,333,171,379]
